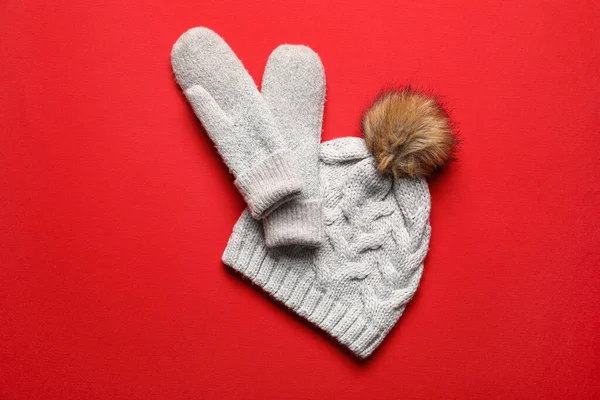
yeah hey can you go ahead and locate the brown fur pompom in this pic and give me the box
[362,88,456,179]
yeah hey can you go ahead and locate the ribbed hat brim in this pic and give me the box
[222,211,391,358]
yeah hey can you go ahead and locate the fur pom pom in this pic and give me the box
[362,88,456,179]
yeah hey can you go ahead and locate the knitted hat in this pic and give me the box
[223,137,432,358]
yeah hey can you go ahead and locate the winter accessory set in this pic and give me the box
[171,27,456,358]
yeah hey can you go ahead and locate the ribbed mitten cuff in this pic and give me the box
[234,150,303,219]
[263,199,323,248]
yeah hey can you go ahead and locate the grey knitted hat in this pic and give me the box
[223,137,431,358]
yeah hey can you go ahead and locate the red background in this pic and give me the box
[1,0,599,398]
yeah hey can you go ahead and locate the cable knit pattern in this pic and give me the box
[222,137,431,358]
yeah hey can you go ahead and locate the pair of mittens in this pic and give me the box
[171,28,324,248]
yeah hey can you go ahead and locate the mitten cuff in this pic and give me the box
[234,150,303,219]
[263,198,323,248]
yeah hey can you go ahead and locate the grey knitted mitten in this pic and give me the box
[171,28,303,219]
[261,46,325,248]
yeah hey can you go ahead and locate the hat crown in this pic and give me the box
[318,137,431,329]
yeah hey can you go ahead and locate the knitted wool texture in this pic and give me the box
[261,45,325,248]
[171,28,304,220]
[223,137,431,358]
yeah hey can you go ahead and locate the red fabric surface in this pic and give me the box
[1,0,599,398]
